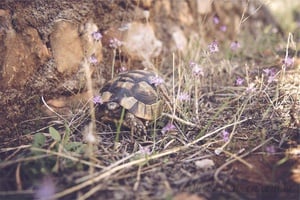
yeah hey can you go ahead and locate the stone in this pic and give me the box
[50,20,102,75]
[176,1,194,26]
[122,22,162,62]
[50,20,83,74]
[196,0,213,14]
[0,9,50,88]
[171,26,187,52]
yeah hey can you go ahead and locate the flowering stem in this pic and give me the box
[83,58,97,174]
[115,107,126,144]
[194,78,199,119]
[111,49,116,79]
[172,53,176,123]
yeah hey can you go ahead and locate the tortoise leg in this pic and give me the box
[124,112,147,136]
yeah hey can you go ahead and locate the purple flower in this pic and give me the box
[89,55,98,64]
[235,77,244,86]
[34,176,56,200]
[190,61,204,77]
[177,92,190,101]
[109,38,123,49]
[149,75,164,86]
[189,61,196,67]
[192,65,204,76]
[92,96,102,104]
[222,130,230,142]
[265,145,276,154]
[267,75,277,83]
[118,65,128,73]
[246,83,256,93]
[263,68,277,83]
[283,57,294,67]
[161,122,177,134]
[263,68,275,76]
[213,15,220,24]
[208,40,219,53]
[138,144,151,156]
[230,41,241,51]
[91,31,102,41]
[220,25,227,32]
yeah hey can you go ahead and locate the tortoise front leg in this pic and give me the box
[124,112,147,138]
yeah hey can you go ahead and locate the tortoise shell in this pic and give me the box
[100,70,165,121]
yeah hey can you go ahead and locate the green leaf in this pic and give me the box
[32,133,46,148]
[62,125,71,145]
[49,127,61,142]
[65,142,83,151]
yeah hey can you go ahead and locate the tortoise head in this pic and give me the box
[106,102,120,111]
[96,100,124,124]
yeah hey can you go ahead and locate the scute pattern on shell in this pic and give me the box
[100,70,164,121]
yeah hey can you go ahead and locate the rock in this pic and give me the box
[195,159,215,170]
[171,26,187,52]
[132,0,153,9]
[176,1,194,26]
[173,192,207,200]
[50,20,83,74]
[196,0,212,14]
[0,9,50,89]
[121,22,162,62]
[50,20,102,75]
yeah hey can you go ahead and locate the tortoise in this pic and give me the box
[97,70,167,135]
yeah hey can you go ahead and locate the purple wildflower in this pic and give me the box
[109,38,123,49]
[189,61,196,67]
[208,40,219,53]
[222,130,230,142]
[91,31,102,41]
[190,61,204,77]
[246,83,256,93]
[34,176,56,200]
[213,15,220,24]
[283,57,294,67]
[220,25,227,32]
[138,144,151,156]
[263,68,277,83]
[92,96,102,104]
[177,92,190,101]
[161,122,177,134]
[265,145,276,154]
[149,75,164,86]
[263,68,276,76]
[118,65,128,73]
[235,77,244,86]
[89,55,98,64]
[230,41,241,51]
[267,75,277,83]
[192,65,204,77]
